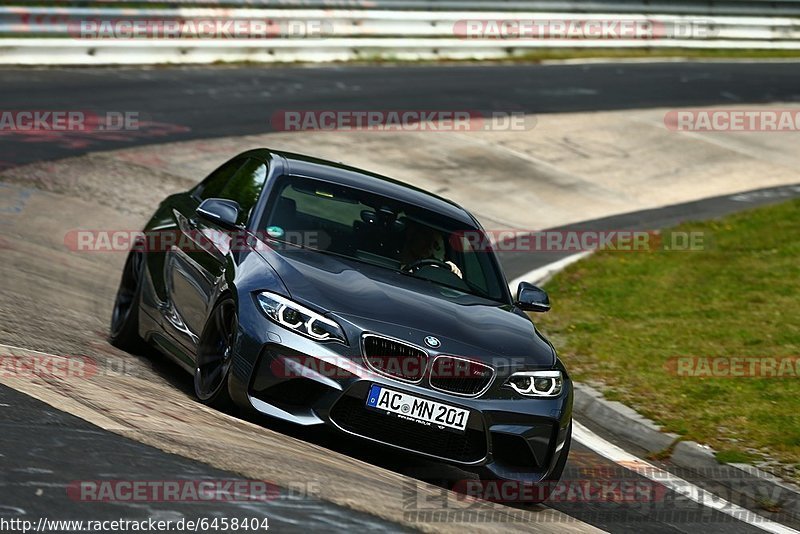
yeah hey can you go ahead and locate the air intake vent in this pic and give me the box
[429,355,494,396]
[362,334,427,383]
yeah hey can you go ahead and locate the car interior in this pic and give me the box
[263,179,477,293]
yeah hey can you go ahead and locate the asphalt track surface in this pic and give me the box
[1,62,800,533]
[0,383,407,532]
[2,61,800,169]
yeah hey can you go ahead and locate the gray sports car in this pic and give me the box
[110,149,573,499]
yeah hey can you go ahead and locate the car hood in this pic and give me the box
[256,247,555,367]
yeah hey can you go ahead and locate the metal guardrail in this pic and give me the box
[3,6,800,39]
[1,4,800,64]
[8,0,800,17]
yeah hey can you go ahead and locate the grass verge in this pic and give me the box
[535,198,800,479]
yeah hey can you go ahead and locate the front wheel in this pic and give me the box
[109,250,145,352]
[194,297,237,410]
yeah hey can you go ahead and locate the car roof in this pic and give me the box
[243,148,478,226]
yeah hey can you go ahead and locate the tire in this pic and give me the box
[109,250,146,352]
[194,297,237,410]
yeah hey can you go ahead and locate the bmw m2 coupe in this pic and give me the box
[110,149,572,494]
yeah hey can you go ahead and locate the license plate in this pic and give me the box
[365,385,469,433]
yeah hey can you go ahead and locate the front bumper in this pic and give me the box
[229,305,572,484]
[327,380,573,483]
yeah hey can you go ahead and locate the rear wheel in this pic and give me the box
[194,297,237,409]
[109,251,145,352]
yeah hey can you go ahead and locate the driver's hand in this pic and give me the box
[445,261,463,279]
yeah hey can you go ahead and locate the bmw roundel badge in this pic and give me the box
[424,336,441,348]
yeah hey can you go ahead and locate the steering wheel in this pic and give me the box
[405,258,451,273]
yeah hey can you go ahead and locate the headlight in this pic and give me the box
[505,370,562,397]
[256,292,346,344]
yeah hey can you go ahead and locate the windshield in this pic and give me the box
[258,175,508,302]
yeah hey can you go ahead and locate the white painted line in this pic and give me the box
[573,421,800,534]
[0,343,61,357]
[508,251,592,290]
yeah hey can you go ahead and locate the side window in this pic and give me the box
[218,159,268,224]
[195,158,244,200]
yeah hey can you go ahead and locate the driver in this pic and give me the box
[400,226,463,279]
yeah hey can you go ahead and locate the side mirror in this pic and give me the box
[196,198,242,230]
[516,282,550,312]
